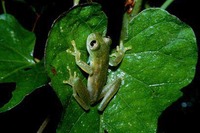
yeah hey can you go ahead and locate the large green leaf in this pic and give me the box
[101,8,197,132]
[45,3,197,133]
[0,14,49,112]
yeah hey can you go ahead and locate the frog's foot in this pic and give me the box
[63,66,77,86]
[66,40,81,61]
[110,42,132,58]
[109,42,132,66]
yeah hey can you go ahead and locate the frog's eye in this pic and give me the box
[89,40,99,50]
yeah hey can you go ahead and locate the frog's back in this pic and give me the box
[87,56,109,104]
[86,33,111,104]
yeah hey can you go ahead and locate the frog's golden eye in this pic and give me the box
[89,40,99,51]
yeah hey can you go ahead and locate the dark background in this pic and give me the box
[0,0,199,132]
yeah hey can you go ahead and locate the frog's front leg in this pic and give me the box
[67,40,93,75]
[109,41,132,66]
[63,67,90,110]
[98,78,122,111]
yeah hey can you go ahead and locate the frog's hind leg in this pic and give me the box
[63,67,90,111]
[72,78,90,111]
[98,78,122,111]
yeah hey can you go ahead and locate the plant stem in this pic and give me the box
[73,0,80,6]
[120,0,144,41]
[32,13,40,32]
[131,0,143,16]
[161,0,174,9]
[37,115,50,133]
[1,0,7,14]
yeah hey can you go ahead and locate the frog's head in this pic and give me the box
[86,33,112,55]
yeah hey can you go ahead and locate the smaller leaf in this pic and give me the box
[0,60,49,112]
[0,14,35,80]
[0,14,49,112]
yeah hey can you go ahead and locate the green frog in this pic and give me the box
[63,33,131,111]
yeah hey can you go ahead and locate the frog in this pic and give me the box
[63,33,131,111]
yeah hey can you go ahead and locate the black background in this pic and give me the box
[0,0,199,132]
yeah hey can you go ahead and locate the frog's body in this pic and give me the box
[64,33,131,111]
[86,34,110,104]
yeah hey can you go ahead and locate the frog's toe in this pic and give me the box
[66,49,76,56]
[125,46,132,51]
[63,73,74,86]
[63,67,74,84]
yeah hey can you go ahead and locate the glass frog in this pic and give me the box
[63,33,131,111]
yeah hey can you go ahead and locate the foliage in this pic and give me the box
[0,0,198,132]
[0,14,49,112]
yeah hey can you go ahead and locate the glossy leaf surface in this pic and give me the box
[0,14,49,112]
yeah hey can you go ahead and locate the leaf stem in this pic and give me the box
[161,0,174,9]
[131,0,143,16]
[37,115,50,133]
[120,0,144,41]
[1,0,7,14]
[73,0,80,6]
[32,13,40,32]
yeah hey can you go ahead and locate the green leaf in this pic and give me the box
[45,3,107,132]
[105,8,197,132]
[45,3,107,105]
[45,4,197,133]
[0,14,49,112]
